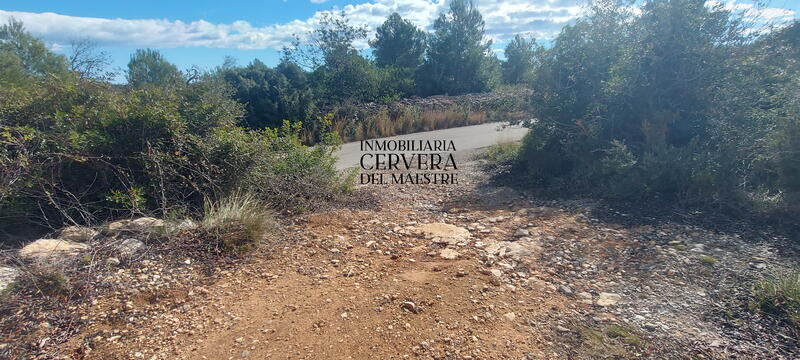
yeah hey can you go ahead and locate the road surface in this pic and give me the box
[334,122,529,169]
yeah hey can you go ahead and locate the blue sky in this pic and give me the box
[1,0,797,82]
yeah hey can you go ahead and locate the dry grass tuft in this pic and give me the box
[200,192,278,253]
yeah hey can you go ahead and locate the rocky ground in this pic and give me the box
[2,159,799,359]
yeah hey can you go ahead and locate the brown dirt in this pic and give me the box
[8,161,800,359]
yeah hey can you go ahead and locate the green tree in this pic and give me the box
[127,48,182,87]
[502,35,541,84]
[220,59,315,129]
[314,52,380,104]
[370,13,426,69]
[284,11,383,104]
[417,0,495,95]
[0,19,69,84]
[283,11,368,70]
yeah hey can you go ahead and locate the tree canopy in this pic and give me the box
[127,48,182,87]
[370,13,427,69]
[501,35,541,84]
[417,0,497,95]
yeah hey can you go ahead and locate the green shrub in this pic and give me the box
[479,141,520,173]
[12,269,73,298]
[240,121,355,213]
[752,272,800,329]
[0,26,354,233]
[513,1,799,222]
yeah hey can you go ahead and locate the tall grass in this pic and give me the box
[315,105,515,143]
[200,192,278,253]
[752,272,800,329]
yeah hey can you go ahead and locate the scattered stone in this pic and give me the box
[513,228,529,237]
[559,285,573,296]
[57,226,98,243]
[503,312,516,321]
[19,239,89,260]
[643,323,658,331]
[596,292,622,306]
[400,301,422,314]
[106,257,121,266]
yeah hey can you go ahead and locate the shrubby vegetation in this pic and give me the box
[0,19,350,236]
[753,272,800,330]
[0,0,532,235]
[505,0,799,225]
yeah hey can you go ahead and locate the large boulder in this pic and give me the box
[19,239,89,260]
[58,225,98,243]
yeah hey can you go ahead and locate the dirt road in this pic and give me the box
[46,158,800,359]
[333,122,529,170]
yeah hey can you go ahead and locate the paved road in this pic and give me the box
[334,122,529,169]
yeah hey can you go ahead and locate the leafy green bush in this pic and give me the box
[0,23,354,235]
[511,0,799,222]
[241,122,355,212]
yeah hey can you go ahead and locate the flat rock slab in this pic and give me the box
[596,292,623,306]
[439,248,460,260]
[19,239,89,260]
[415,223,470,244]
[105,217,166,235]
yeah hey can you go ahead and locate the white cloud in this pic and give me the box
[705,0,796,23]
[3,0,792,52]
[0,0,583,51]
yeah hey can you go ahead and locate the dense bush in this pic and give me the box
[512,0,799,223]
[218,59,315,129]
[0,22,352,235]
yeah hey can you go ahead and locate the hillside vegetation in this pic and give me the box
[500,0,799,228]
[0,0,529,236]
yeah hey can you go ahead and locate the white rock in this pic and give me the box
[415,223,470,244]
[596,292,622,306]
[169,219,197,232]
[115,238,145,258]
[503,312,516,321]
[104,217,165,235]
[439,248,460,260]
[19,239,89,260]
[0,266,21,292]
